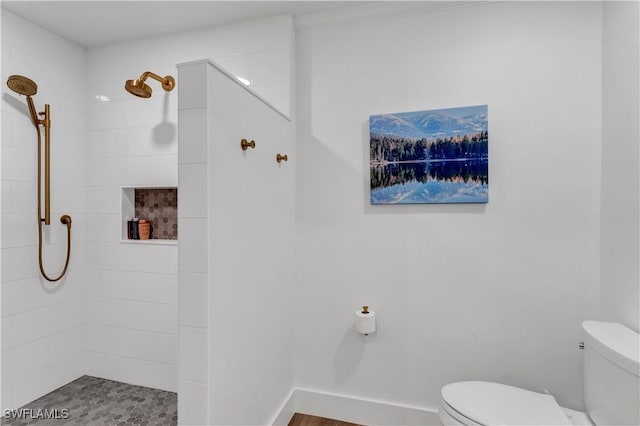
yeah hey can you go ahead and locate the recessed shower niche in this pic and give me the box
[121,187,178,243]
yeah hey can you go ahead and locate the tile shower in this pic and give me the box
[1,6,294,425]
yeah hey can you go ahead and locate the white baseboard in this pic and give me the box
[270,388,297,426]
[270,388,441,426]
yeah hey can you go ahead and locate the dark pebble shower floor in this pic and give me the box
[2,376,177,426]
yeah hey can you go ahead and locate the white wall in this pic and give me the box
[177,60,295,425]
[294,1,602,415]
[84,15,294,393]
[1,10,87,409]
[600,0,640,332]
[206,64,295,425]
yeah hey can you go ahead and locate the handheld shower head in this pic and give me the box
[7,74,37,96]
[7,75,39,126]
[125,71,175,98]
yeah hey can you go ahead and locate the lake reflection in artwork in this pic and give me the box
[369,105,488,204]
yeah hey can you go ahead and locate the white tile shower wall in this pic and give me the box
[209,15,292,116]
[88,14,292,117]
[1,10,87,410]
[85,35,181,393]
[85,14,293,393]
[294,1,602,415]
[177,62,208,426]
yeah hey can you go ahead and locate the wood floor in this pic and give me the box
[288,413,362,426]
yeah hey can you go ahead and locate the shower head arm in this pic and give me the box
[138,72,175,92]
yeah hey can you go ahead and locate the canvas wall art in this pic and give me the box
[370,105,488,204]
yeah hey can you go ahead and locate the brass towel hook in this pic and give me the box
[241,139,255,151]
[276,153,288,163]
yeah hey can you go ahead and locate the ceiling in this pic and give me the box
[1,1,369,48]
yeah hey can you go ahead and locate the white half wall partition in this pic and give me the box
[177,60,295,425]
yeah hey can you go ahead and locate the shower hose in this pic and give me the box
[36,127,72,282]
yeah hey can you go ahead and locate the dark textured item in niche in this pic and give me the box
[127,219,140,240]
[134,188,178,240]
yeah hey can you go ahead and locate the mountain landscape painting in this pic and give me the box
[370,105,488,204]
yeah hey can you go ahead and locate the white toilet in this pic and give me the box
[439,321,640,426]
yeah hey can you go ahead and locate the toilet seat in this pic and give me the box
[440,398,483,425]
[441,381,574,425]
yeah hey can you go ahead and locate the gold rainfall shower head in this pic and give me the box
[7,74,40,126]
[125,71,175,98]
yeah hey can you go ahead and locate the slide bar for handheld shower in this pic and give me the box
[42,104,50,224]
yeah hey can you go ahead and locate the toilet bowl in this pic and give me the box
[439,321,639,426]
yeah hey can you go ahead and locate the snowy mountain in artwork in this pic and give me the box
[370,105,488,139]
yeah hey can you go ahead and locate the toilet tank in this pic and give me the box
[582,321,639,426]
